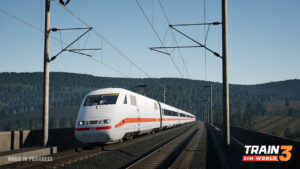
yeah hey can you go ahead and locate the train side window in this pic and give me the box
[124,95,127,104]
[154,103,158,110]
[163,109,168,116]
[130,95,136,106]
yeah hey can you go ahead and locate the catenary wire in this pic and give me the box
[136,0,184,78]
[158,0,191,79]
[53,0,164,86]
[0,7,129,78]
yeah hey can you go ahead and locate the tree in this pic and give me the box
[288,108,294,115]
[285,99,290,107]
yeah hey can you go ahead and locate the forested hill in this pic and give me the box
[0,72,300,130]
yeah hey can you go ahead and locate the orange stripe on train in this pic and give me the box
[114,118,158,128]
[114,117,194,128]
[76,118,195,130]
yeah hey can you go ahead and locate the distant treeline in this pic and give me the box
[0,72,300,130]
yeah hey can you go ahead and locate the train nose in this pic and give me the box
[75,117,115,143]
[75,128,113,143]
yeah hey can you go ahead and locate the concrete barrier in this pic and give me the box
[0,128,84,153]
[215,123,300,147]
[0,131,20,152]
[206,124,231,169]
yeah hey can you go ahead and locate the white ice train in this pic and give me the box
[75,88,195,143]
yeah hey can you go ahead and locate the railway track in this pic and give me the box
[1,122,197,169]
[126,122,204,169]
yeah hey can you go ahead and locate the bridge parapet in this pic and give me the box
[0,128,83,153]
[215,123,300,147]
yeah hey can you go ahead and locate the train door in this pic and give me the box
[158,102,162,129]
[130,95,140,131]
[137,105,141,131]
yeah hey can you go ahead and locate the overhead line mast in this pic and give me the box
[42,0,100,146]
[43,0,50,147]
[149,0,230,146]
[222,0,230,146]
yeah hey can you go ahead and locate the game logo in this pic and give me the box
[242,145,293,162]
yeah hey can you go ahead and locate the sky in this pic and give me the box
[0,0,299,85]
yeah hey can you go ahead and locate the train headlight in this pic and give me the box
[103,119,110,124]
[78,121,85,126]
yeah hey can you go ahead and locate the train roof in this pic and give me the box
[86,88,194,117]
[86,88,132,96]
[86,88,158,102]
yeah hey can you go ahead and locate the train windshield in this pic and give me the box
[83,94,119,106]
